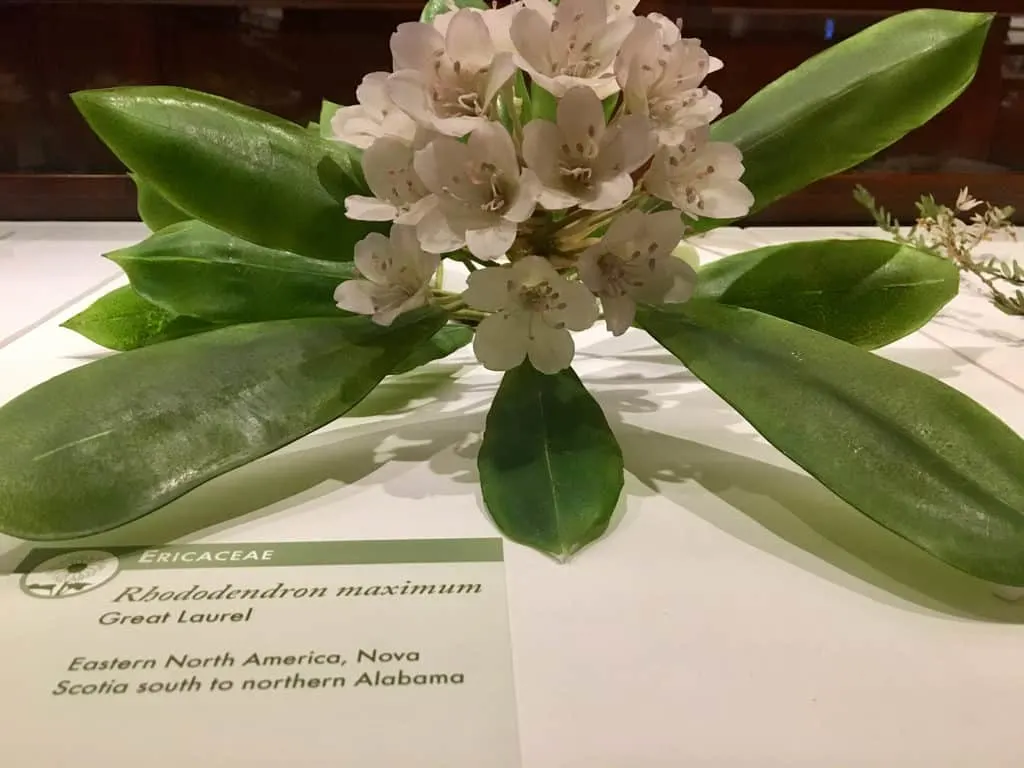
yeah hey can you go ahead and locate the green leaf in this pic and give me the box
[478,363,624,559]
[602,93,619,122]
[62,286,217,351]
[391,324,474,375]
[529,83,558,122]
[513,70,532,122]
[700,10,992,229]
[107,220,355,324]
[638,301,1024,586]
[130,173,189,231]
[72,86,379,262]
[0,311,446,540]
[319,99,340,138]
[420,0,487,22]
[694,239,959,349]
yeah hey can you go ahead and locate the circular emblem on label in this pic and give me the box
[20,550,120,599]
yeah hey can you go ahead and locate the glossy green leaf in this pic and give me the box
[62,286,217,351]
[530,83,558,122]
[107,220,354,324]
[638,301,1024,585]
[391,324,474,375]
[695,10,992,230]
[694,239,959,349]
[0,311,446,540]
[420,0,487,22]
[319,99,340,138]
[478,363,623,559]
[72,86,379,262]
[130,174,189,231]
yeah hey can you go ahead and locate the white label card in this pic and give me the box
[1,538,521,767]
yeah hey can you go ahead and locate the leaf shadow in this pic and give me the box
[600,395,1024,624]
[2,336,1020,623]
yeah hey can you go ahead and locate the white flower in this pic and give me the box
[577,210,695,335]
[510,0,636,98]
[331,73,418,149]
[522,86,654,211]
[464,256,598,374]
[615,14,723,146]
[387,10,516,137]
[334,225,440,326]
[644,125,754,219]
[519,0,641,26]
[430,1,526,55]
[344,137,462,254]
[414,121,541,260]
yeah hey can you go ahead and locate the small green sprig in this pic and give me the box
[854,185,1022,315]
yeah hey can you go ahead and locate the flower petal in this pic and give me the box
[330,106,374,149]
[575,245,606,295]
[355,72,393,118]
[609,0,641,18]
[504,169,541,222]
[474,312,531,371]
[416,205,466,253]
[334,280,378,316]
[662,258,698,303]
[386,71,436,129]
[589,16,636,72]
[512,254,561,284]
[557,86,607,155]
[465,220,518,260]
[362,137,423,203]
[464,265,514,311]
[391,22,444,72]
[579,174,633,210]
[601,293,637,336]
[468,120,519,180]
[539,188,581,210]
[483,53,518,108]
[510,8,553,75]
[600,113,654,175]
[526,320,575,374]
[522,119,563,187]
[546,277,599,331]
[375,286,430,327]
[395,194,437,226]
[699,179,755,219]
[353,232,393,284]
[445,8,495,70]
[553,0,606,54]
[345,195,399,222]
[614,17,657,86]
[600,208,647,252]
[643,210,686,256]
[413,136,473,198]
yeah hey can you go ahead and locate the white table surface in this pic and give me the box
[2,221,1023,767]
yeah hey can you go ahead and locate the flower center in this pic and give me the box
[516,280,568,318]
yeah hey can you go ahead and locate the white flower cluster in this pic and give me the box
[332,0,753,374]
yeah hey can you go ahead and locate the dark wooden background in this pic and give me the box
[1,0,1022,225]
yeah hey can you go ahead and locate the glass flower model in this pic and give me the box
[331,0,754,374]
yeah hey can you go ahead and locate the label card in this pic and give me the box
[1,539,521,767]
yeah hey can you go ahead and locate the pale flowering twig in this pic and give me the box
[855,185,1022,316]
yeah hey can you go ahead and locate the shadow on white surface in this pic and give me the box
[3,339,1022,624]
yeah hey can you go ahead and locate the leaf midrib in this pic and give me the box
[535,383,565,551]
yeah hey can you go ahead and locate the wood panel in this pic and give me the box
[4,171,1021,227]
[1,0,1021,222]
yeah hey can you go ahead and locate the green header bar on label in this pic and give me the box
[14,538,503,573]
